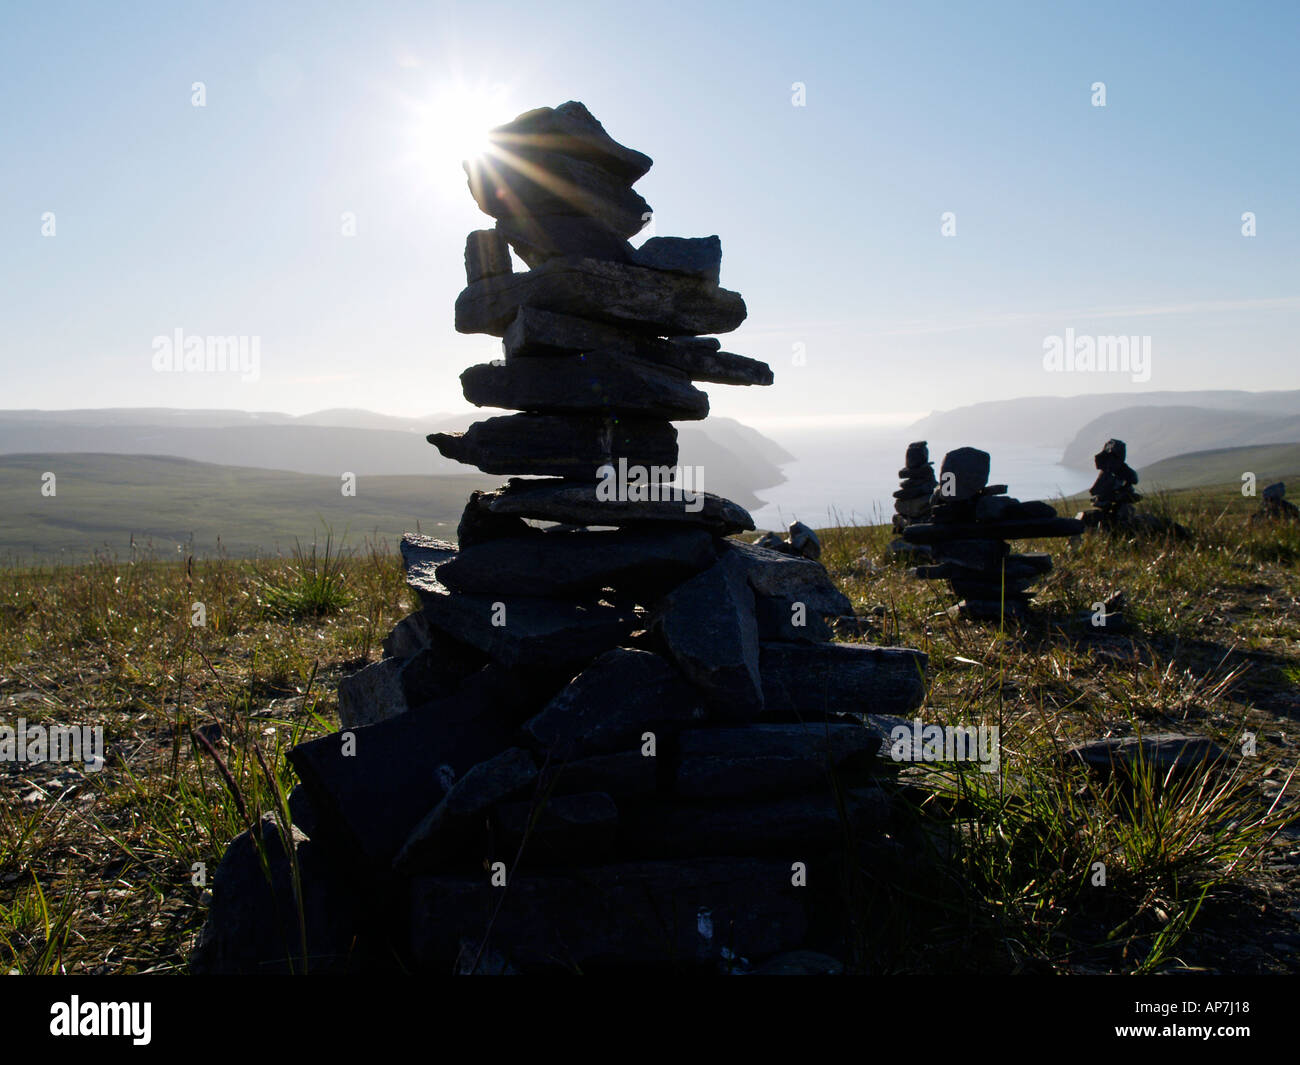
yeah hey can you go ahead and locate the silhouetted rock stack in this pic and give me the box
[1255,481,1300,522]
[1077,439,1141,528]
[191,102,930,975]
[901,446,1084,619]
[892,441,937,532]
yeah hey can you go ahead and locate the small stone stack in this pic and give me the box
[755,520,821,560]
[1256,481,1300,522]
[892,441,937,532]
[901,446,1084,620]
[1077,438,1141,528]
[192,102,930,975]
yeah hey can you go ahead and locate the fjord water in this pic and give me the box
[749,425,1093,532]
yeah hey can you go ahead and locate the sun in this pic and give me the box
[410,83,513,193]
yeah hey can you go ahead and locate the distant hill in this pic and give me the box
[1063,407,1300,470]
[0,408,790,509]
[0,453,498,561]
[1137,442,1300,492]
[908,390,1300,451]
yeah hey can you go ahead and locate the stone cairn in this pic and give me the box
[1077,438,1141,529]
[192,102,929,975]
[1254,481,1299,523]
[755,520,821,560]
[892,440,937,533]
[901,446,1084,620]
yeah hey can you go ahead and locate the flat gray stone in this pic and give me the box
[454,257,747,338]
[759,642,927,718]
[495,214,635,269]
[428,413,678,479]
[903,517,1085,544]
[465,229,512,284]
[484,100,652,184]
[1066,734,1228,779]
[435,527,716,597]
[465,148,651,237]
[651,554,763,718]
[417,581,638,670]
[460,352,709,420]
[672,722,884,798]
[394,747,539,871]
[479,476,754,534]
[523,648,706,760]
[630,235,722,282]
[493,791,618,862]
[501,307,771,385]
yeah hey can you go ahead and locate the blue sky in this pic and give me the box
[2,0,1297,427]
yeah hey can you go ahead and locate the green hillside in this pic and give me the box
[1138,441,1300,491]
[0,453,499,562]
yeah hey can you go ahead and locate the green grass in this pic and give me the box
[0,452,497,562]
[1138,441,1300,492]
[0,484,1297,973]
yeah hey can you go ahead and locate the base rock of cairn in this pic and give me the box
[190,102,930,974]
[901,446,1084,620]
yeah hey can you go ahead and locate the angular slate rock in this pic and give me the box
[405,857,807,972]
[418,583,638,670]
[479,476,754,534]
[456,490,539,548]
[933,447,990,502]
[650,554,763,718]
[460,352,709,420]
[399,533,458,598]
[465,229,513,284]
[189,816,359,974]
[630,235,722,283]
[903,517,1085,544]
[719,539,853,620]
[552,749,659,798]
[288,686,520,870]
[672,722,884,798]
[759,642,927,717]
[455,257,747,337]
[382,610,433,660]
[436,527,715,597]
[629,787,892,858]
[494,791,619,862]
[523,648,707,760]
[495,214,636,268]
[428,413,678,479]
[485,100,653,184]
[394,747,539,871]
[1066,734,1228,780]
[501,306,771,385]
[465,147,652,237]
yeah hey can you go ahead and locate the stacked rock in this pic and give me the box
[755,520,821,560]
[892,441,938,532]
[1077,439,1141,528]
[1256,481,1300,522]
[901,446,1084,619]
[192,102,930,975]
